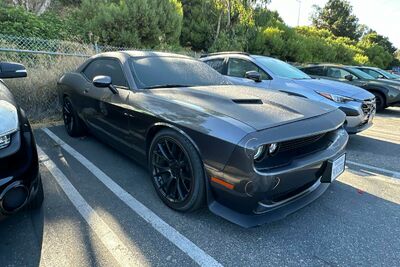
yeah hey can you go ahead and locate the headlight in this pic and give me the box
[0,100,19,149]
[254,145,265,160]
[254,143,280,161]
[268,143,279,155]
[0,134,11,149]
[316,92,355,103]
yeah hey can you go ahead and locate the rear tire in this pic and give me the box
[148,129,205,212]
[63,97,86,137]
[371,92,386,112]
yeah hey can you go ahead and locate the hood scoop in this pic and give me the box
[232,99,263,104]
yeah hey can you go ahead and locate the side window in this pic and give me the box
[326,67,357,80]
[227,58,270,80]
[205,59,225,74]
[83,58,128,88]
[303,67,324,76]
[363,69,380,79]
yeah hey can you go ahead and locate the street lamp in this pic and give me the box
[296,0,302,26]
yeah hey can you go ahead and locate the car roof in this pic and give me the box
[92,50,193,60]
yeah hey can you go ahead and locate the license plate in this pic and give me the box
[331,154,346,181]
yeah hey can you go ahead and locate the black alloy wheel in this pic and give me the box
[149,129,205,212]
[63,97,86,137]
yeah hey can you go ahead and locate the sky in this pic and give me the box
[267,0,399,49]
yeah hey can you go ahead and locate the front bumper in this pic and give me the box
[205,110,348,228]
[0,119,41,218]
[340,99,376,134]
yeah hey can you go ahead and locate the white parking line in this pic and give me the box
[42,128,222,267]
[37,146,148,267]
[347,160,400,179]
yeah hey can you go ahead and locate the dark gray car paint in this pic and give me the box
[58,51,348,227]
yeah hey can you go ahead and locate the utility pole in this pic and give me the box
[296,0,302,26]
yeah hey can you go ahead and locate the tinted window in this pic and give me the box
[360,68,385,79]
[227,58,270,80]
[347,67,374,79]
[205,59,225,73]
[83,58,128,87]
[130,56,230,89]
[326,67,358,80]
[254,56,310,79]
[303,67,325,76]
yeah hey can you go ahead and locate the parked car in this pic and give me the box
[355,66,400,81]
[0,62,43,220]
[301,64,400,111]
[201,52,375,134]
[58,51,348,228]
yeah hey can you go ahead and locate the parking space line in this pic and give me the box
[36,146,147,267]
[42,128,222,267]
[347,160,400,179]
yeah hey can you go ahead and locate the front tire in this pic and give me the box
[149,129,205,212]
[63,97,86,137]
[371,92,386,111]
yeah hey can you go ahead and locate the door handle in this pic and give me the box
[83,89,89,94]
[124,112,134,118]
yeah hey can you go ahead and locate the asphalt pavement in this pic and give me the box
[1,107,399,267]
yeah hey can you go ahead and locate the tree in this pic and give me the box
[4,0,52,15]
[311,0,360,40]
[362,30,397,54]
[180,0,217,50]
[70,0,183,48]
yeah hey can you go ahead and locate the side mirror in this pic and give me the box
[245,71,262,83]
[0,62,27,79]
[377,74,385,79]
[344,74,353,81]
[93,75,118,94]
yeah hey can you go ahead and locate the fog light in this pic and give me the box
[268,143,279,155]
[0,134,11,149]
[254,145,265,160]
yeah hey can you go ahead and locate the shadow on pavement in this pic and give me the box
[376,107,400,118]
[0,204,44,266]
[347,134,400,157]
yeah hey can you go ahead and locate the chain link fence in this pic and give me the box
[0,34,198,122]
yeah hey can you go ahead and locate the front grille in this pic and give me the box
[278,133,326,153]
[254,130,335,171]
[361,99,376,117]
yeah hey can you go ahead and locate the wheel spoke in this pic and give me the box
[157,143,171,161]
[164,140,177,161]
[176,178,184,200]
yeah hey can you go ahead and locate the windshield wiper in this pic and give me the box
[144,84,191,89]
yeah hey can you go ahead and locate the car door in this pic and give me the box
[81,58,131,151]
[325,67,358,84]
[226,58,271,89]
[302,66,326,79]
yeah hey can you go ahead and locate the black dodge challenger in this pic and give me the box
[58,51,348,227]
[0,62,43,220]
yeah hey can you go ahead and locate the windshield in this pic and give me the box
[130,56,231,89]
[378,69,400,79]
[348,67,375,80]
[255,56,311,79]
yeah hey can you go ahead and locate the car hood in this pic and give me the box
[149,85,337,131]
[292,78,374,99]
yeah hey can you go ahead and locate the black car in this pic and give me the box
[355,66,400,81]
[58,51,348,227]
[0,62,43,219]
[301,64,400,111]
